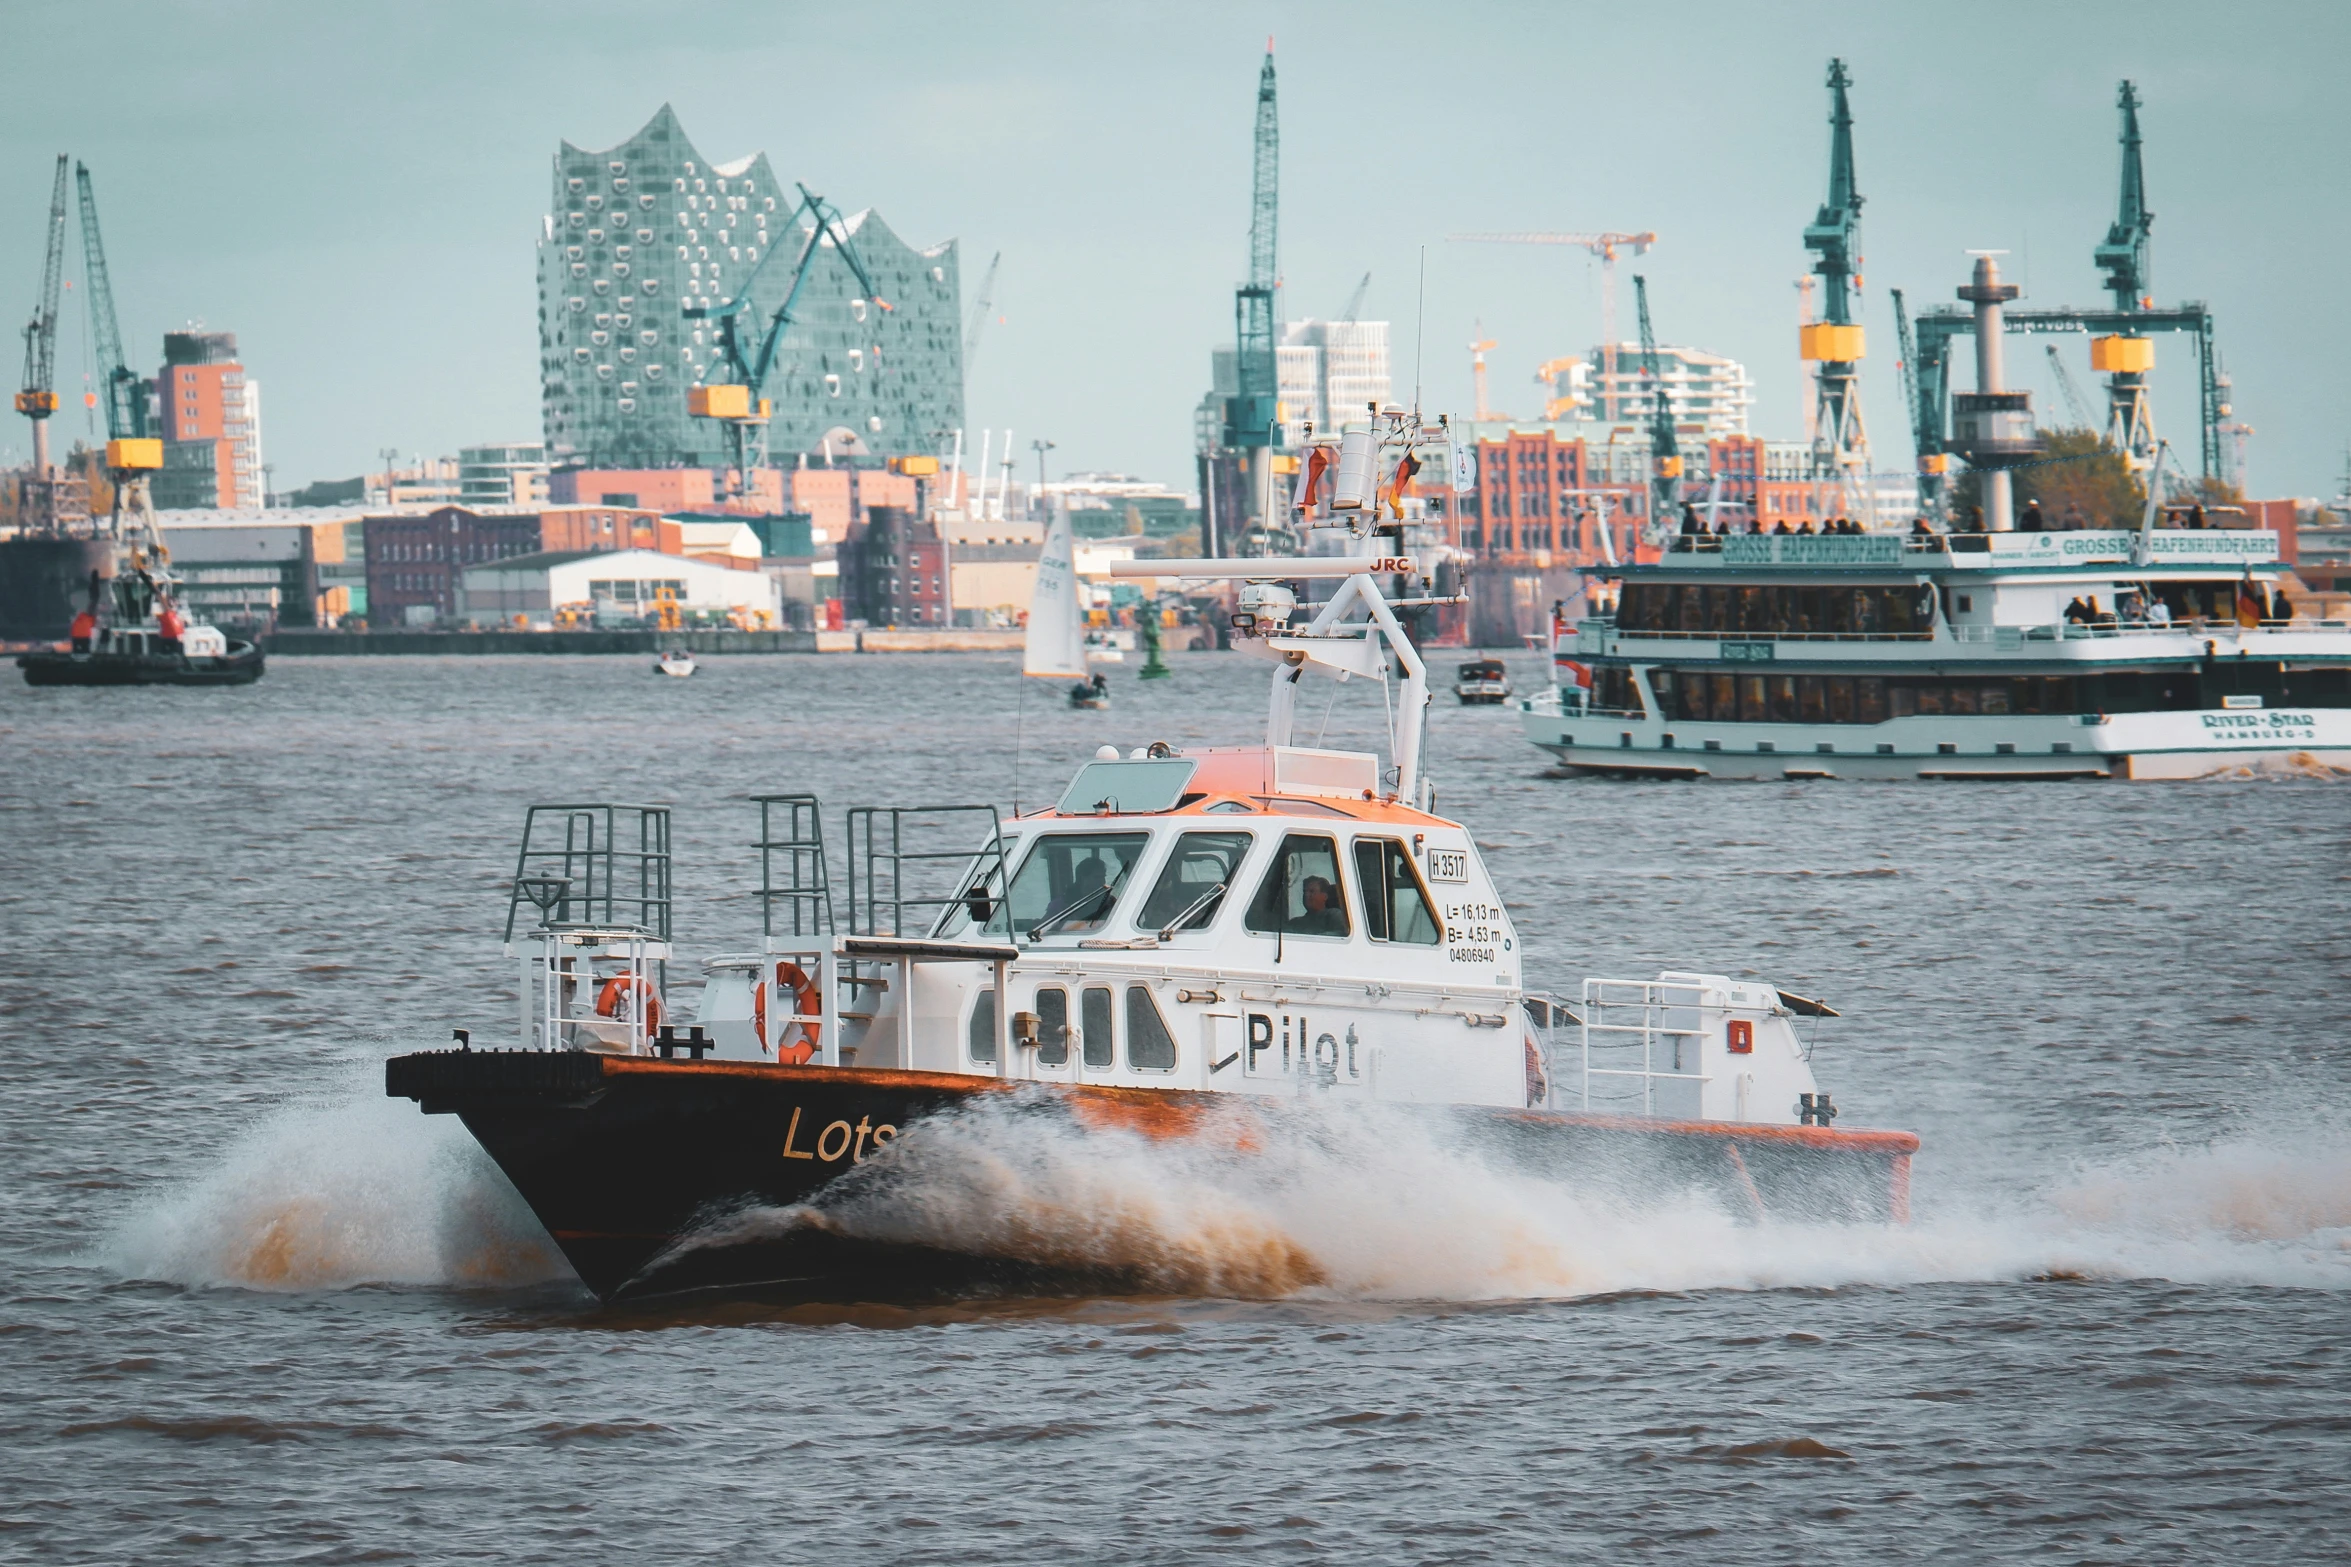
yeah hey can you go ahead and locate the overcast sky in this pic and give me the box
[3,0,2344,499]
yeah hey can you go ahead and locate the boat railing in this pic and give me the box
[503,803,672,943]
[753,793,835,943]
[1609,628,1937,643]
[845,804,1009,939]
[1569,978,1715,1118]
[523,925,667,1054]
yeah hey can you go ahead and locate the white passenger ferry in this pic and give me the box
[1522,525,2350,780]
[388,415,1916,1303]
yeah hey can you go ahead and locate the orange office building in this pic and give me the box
[153,332,263,510]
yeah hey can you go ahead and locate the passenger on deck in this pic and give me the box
[1773,520,1793,535]
[2062,501,2087,530]
[1799,520,1818,535]
[2147,595,2172,627]
[1964,506,1987,534]
[1910,516,1936,537]
[2190,503,2209,530]
[1294,876,1347,936]
[2020,499,2046,532]
[1680,503,1702,535]
[2064,596,2090,624]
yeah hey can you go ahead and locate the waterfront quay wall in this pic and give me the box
[263,628,1030,656]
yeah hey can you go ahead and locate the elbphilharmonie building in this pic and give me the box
[538,106,963,470]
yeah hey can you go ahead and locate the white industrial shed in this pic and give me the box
[458,548,778,626]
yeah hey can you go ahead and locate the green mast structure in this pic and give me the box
[1632,275,1680,528]
[2090,81,2159,468]
[1224,45,1282,527]
[1800,59,1871,511]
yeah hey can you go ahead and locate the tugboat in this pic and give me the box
[18,560,264,688]
[388,410,1918,1304]
[1453,656,1512,705]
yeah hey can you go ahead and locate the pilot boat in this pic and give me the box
[388,411,1917,1304]
[1522,520,2349,780]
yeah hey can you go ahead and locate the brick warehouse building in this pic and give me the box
[363,507,545,626]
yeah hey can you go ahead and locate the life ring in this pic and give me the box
[595,973,662,1037]
[771,961,821,1065]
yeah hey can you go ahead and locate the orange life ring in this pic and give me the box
[772,961,820,1065]
[595,973,662,1036]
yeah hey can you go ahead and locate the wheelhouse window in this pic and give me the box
[1244,835,1350,939]
[1352,839,1441,944]
[987,832,1149,939]
[1135,831,1252,933]
[1125,984,1178,1070]
[1035,987,1070,1066]
[967,988,995,1063]
[1081,986,1114,1068]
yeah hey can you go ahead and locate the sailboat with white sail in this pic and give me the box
[1025,501,1109,708]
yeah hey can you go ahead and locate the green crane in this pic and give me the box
[1632,274,1680,529]
[74,161,159,533]
[16,155,69,487]
[1225,45,1280,455]
[2091,81,2159,465]
[1800,59,1870,486]
[1890,286,1945,522]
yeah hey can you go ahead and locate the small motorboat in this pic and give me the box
[1454,657,1512,705]
[1069,671,1111,710]
[656,649,697,678]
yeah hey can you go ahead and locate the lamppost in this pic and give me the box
[1031,438,1055,520]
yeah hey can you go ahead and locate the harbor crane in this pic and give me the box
[1632,274,1681,531]
[1225,43,1281,456]
[2090,81,2158,465]
[684,182,889,497]
[16,157,68,481]
[1800,58,1872,503]
[1450,229,1656,421]
[74,161,160,531]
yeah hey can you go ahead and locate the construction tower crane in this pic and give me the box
[1336,271,1371,323]
[1450,229,1655,421]
[2045,343,2096,431]
[1225,43,1281,456]
[683,181,890,496]
[1800,59,1871,496]
[1632,275,1681,529]
[961,250,1001,375]
[1889,286,1947,520]
[1467,323,1498,422]
[2090,81,2158,465]
[74,161,160,528]
[16,156,69,484]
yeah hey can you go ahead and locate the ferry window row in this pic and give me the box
[948,828,1443,947]
[1615,582,1936,638]
[1640,664,2351,722]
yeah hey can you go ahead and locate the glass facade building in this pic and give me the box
[539,106,964,471]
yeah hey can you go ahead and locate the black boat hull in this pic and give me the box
[385,1050,1917,1303]
[18,644,266,686]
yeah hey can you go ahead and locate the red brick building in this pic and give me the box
[364,507,546,626]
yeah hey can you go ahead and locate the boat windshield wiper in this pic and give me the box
[1026,882,1117,943]
[1157,882,1227,943]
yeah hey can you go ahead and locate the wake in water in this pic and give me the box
[105,1087,568,1292]
[652,1095,2351,1303]
[106,1082,2351,1301]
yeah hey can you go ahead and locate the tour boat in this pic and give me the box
[1523,523,2349,780]
[388,412,1918,1304]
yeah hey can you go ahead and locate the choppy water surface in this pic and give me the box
[3,651,2347,1563]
